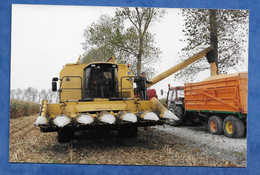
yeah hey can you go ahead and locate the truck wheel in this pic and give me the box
[169,105,184,121]
[223,115,245,138]
[169,119,183,126]
[58,127,74,143]
[168,106,183,126]
[208,116,223,135]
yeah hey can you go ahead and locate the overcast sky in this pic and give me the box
[11,4,248,99]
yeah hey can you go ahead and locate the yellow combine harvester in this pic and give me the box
[35,47,213,142]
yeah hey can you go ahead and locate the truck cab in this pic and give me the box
[165,86,185,124]
[165,86,184,109]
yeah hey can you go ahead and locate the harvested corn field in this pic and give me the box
[9,115,246,167]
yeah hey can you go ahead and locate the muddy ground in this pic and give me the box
[9,115,246,167]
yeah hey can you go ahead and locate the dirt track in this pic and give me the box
[9,115,246,167]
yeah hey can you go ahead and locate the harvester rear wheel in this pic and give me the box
[208,116,223,135]
[58,127,74,143]
[223,115,245,138]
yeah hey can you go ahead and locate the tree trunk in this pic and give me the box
[137,35,144,75]
[137,53,142,75]
[209,9,219,74]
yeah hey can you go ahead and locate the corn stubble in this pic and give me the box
[9,115,241,167]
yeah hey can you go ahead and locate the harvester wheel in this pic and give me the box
[58,127,74,143]
[223,115,245,138]
[208,116,223,135]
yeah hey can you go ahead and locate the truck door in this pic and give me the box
[166,89,175,108]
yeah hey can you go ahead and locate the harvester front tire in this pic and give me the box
[223,115,245,138]
[208,116,223,135]
[58,128,74,143]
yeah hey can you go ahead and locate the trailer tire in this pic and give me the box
[223,115,245,138]
[208,116,223,135]
[58,127,74,143]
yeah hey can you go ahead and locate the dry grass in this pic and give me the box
[9,115,242,167]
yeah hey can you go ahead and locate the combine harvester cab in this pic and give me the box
[35,47,213,142]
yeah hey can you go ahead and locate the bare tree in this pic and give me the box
[39,89,48,101]
[16,88,23,101]
[10,89,16,99]
[47,89,55,103]
[24,87,32,101]
[31,88,38,102]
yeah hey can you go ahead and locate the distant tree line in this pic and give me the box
[10,87,59,104]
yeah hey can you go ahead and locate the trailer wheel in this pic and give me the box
[58,127,74,143]
[208,116,223,135]
[223,115,245,138]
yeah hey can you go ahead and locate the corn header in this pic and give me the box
[35,47,213,142]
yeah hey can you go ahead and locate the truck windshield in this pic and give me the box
[177,89,184,98]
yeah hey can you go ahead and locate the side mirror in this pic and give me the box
[52,77,59,81]
[161,89,163,96]
[52,81,57,92]
[52,77,58,92]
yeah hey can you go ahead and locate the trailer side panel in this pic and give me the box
[184,72,247,114]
